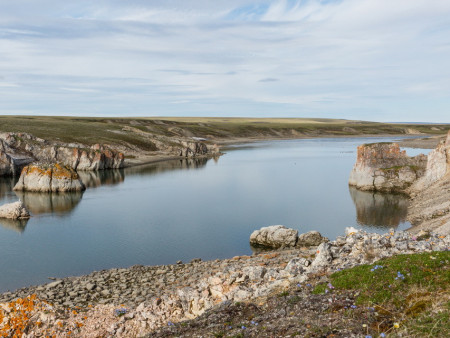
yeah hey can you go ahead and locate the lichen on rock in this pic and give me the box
[13,163,86,192]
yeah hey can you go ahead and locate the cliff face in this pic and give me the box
[0,132,220,176]
[0,138,34,176]
[348,143,427,193]
[410,131,450,192]
[407,131,450,234]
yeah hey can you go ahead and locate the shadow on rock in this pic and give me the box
[15,191,84,216]
[349,186,409,228]
[0,218,29,233]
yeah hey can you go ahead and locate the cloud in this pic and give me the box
[259,78,279,82]
[0,0,449,122]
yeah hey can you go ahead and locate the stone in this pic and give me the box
[309,242,333,272]
[13,163,86,192]
[285,258,310,276]
[249,225,298,248]
[348,142,427,193]
[345,227,359,235]
[297,231,328,247]
[0,201,30,219]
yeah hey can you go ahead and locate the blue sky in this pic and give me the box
[0,0,449,122]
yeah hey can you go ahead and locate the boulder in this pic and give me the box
[349,142,427,193]
[0,201,30,219]
[249,225,298,248]
[14,163,86,192]
[309,242,334,272]
[297,231,328,247]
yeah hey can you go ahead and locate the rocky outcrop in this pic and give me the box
[14,163,86,192]
[297,231,329,247]
[410,130,450,192]
[0,133,125,174]
[0,138,34,176]
[349,142,427,192]
[250,225,298,248]
[179,141,220,158]
[32,143,125,171]
[0,201,30,219]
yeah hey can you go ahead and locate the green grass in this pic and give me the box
[0,115,448,152]
[314,251,450,336]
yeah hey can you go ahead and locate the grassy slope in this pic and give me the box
[0,115,448,150]
[314,251,449,337]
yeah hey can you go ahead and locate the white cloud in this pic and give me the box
[0,0,449,121]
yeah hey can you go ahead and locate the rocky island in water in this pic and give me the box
[0,126,449,337]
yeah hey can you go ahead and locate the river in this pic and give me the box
[0,136,429,292]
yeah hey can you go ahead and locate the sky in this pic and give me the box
[0,0,449,122]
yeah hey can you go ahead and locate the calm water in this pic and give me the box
[0,137,428,292]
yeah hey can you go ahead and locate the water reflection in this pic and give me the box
[124,158,210,176]
[15,191,84,216]
[1,158,212,229]
[0,176,16,199]
[78,169,125,188]
[0,218,29,233]
[349,186,409,228]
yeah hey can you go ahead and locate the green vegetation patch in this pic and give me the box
[314,251,450,336]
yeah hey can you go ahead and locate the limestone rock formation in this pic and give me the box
[0,201,30,219]
[0,138,34,176]
[406,131,450,234]
[0,133,125,175]
[179,141,220,158]
[349,142,427,192]
[14,163,86,192]
[249,225,298,248]
[297,231,329,247]
[410,130,450,192]
[36,144,125,171]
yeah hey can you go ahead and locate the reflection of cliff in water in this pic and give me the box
[124,158,211,176]
[77,169,125,188]
[349,186,409,228]
[0,176,17,199]
[15,191,84,216]
[0,218,29,233]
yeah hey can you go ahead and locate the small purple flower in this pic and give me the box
[306,283,312,287]
[350,305,357,309]
[241,325,246,329]
[297,283,301,287]
[380,333,386,337]
[327,283,335,289]
[167,321,175,326]
[325,289,329,293]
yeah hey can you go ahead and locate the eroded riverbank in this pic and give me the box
[0,228,448,337]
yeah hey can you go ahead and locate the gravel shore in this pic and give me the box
[0,228,448,337]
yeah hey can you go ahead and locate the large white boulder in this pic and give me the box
[0,201,30,219]
[249,225,298,248]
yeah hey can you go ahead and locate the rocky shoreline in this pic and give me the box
[0,227,448,337]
